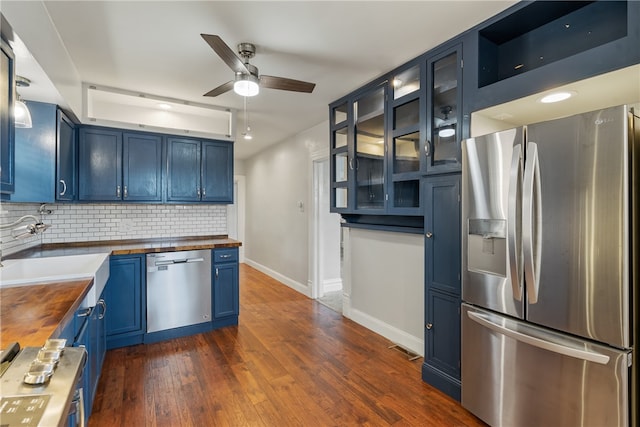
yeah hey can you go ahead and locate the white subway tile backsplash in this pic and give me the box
[1,202,227,256]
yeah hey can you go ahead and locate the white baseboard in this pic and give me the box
[322,278,342,293]
[345,305,424,357]
[244,258,311,297]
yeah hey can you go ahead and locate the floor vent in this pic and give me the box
[388,343,421,361]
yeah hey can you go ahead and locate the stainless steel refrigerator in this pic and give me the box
[461,104,638,427]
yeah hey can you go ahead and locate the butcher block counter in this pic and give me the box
[0,236,241,348]
[7,235,242,259]
[0,279,93,348]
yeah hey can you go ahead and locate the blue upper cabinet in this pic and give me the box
[56,109,77,201]
[167,136,233,203]
[329,100,350,214]
[202,140,233,203]
[0,37,15,196]
[167,137,201,202]
[388,60,423,215]
[122,132,162,201]
[354,82,387,213]
[465,0,640,112]
[79,127,163,202]
[79,127,122,201]
[425,44,463,175]
[10,101,57,202]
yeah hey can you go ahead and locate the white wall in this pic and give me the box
[343,227,424,356]
[243,121,328,295]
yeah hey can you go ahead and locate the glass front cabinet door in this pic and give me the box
[354,83,386,212]
[426,45,462,174]
[330,101,351,213]
[388,63,422,214]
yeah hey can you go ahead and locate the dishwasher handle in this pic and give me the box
[154,257,205,266]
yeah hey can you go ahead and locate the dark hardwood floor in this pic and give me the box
[90,264,486,426]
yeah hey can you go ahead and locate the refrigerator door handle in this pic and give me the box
[467,311,610,365]
[523,141,542,304]
[508,143,523,301]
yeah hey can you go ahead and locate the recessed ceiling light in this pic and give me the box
[539,91,576,103]
[157,103,172,110]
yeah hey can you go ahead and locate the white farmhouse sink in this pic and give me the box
[0,253,110,307]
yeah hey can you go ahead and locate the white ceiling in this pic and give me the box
[3,1,518,159]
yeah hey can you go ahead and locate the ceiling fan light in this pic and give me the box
[234,74,259,97]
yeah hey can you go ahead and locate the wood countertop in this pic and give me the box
[6,235,242,259]
[0,279,93,348]
[0,235,242,349]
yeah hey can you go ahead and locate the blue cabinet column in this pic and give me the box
[422,174,461,400]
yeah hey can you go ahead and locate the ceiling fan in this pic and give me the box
[201,34,316,97]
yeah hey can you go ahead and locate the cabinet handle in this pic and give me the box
[425,140,431,157]
[116,185,121,198]
[220,254,231,259]
[59,179,67,196]
[76,307,92,318]
[426,232,433,238]
[97,299,107,320]
[215,268,219,279]
[197,188,201,198]
[202,188,206,198]
[349,158,354,170]
[426,323,433,330]
[123,186,128,198]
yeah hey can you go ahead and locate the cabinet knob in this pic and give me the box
[426,323,433,330]
[426,232,433,238]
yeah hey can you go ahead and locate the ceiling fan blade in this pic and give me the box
[200,34,248,74]
[203,81,234,97]
[260,75,316,93]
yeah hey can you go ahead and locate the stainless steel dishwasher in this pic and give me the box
[146,250,212,333]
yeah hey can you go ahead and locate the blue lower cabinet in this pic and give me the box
[212,248,239,327]
[423,289,461,400]
[72,298,104,425]
[105,254,145,349]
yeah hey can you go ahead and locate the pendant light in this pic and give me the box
[15,76,32,128]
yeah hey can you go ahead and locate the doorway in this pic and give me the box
[227,176,245,263]
[312,158,342,312]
